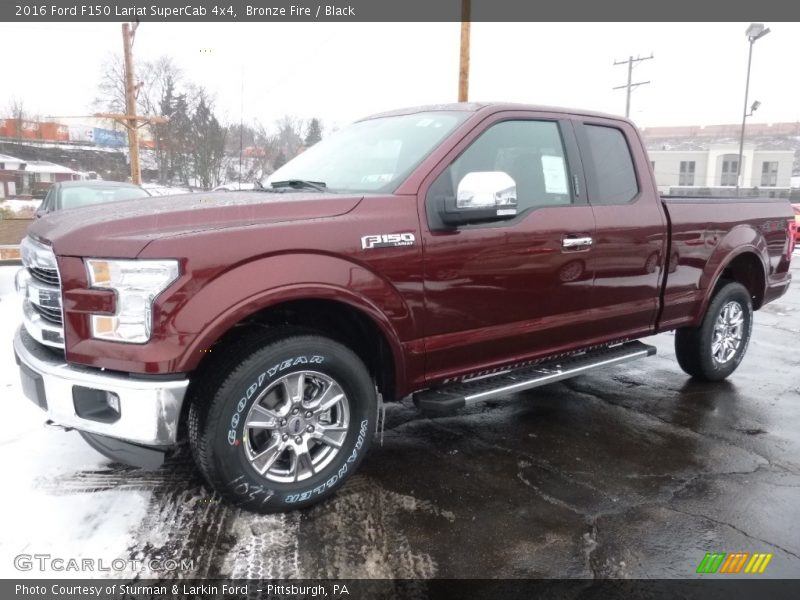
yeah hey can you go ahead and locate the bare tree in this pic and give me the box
[95,54,189,183]
[93,54,129,115]
[5,97,26,141]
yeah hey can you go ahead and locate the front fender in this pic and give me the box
[170,253,413,378]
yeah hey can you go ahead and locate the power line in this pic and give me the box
[612,54,653,118]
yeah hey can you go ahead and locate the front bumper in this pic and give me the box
[13,326,189,447]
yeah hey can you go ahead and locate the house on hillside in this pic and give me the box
[0,153,24,198]
[0,153,82,198]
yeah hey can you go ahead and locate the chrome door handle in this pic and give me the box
[562,236,593,249]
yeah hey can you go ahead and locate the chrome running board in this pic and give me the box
[413,341,656,414]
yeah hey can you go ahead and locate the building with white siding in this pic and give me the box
[648,145,794,195]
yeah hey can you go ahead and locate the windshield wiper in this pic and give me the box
[252,180,283,192]
[270,179,328,193]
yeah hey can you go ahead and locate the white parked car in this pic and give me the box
[212,182,256,192]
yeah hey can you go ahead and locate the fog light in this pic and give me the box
[105,392,121,414]
[73,387,121,423]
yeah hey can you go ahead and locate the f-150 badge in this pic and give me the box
[361,233,416,250]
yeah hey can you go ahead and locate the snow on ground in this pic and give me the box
[0,199,41,213]
[28,142,122,153]
[0,267,149,579]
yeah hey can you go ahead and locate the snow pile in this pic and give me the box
[0,199,41,214]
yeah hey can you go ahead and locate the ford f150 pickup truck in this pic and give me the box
[13,103,795,513]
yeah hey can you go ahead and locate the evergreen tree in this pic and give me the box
[190,93,227,189]
[170,94,193,185]
[304,118,322,146]
[154,77,175,183]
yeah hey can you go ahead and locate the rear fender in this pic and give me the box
[692,224,768,324]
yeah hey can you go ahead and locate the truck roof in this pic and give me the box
[362,102,631,124]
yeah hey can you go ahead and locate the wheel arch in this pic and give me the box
[694,246,767,325]
[183,288,405,399]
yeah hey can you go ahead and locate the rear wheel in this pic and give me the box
[188,330,376,513]
[674,282,753,381]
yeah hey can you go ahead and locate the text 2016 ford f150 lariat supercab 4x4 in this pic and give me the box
[13,103,795,512]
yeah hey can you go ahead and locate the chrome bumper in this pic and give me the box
[13,326,189,446]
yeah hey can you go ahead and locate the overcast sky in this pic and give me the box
[1,22,798,132]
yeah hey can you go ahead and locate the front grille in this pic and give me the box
[29,266,60,286]
[20,237,65,349]
[32,303,63,325]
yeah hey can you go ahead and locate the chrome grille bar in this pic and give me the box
[18,237,65,349]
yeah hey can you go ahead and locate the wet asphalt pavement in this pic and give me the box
[1,259,799,579]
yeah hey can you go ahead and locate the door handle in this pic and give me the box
[562,236,593,249]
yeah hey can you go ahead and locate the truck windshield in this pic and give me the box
[59,185,149,210]
[263,111,468,193]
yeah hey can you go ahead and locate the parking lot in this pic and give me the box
[1,259,798,579]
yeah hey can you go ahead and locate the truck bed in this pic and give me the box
[658,195,794,330]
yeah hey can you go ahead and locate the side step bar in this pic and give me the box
[414,341,656,414]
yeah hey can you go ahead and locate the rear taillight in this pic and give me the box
[789,218,797,258]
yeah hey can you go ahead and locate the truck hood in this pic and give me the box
[28,191,363,258]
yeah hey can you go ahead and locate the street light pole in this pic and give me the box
[736,23,770,195]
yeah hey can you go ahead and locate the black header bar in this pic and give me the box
[3,0,800,22]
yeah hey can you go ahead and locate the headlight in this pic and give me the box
[85,259,179,344]
[20,236,58,270]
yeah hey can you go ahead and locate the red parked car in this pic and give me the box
[14,103,795,513]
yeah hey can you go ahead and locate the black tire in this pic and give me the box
[674,281,753,381]
[188,328,376,513]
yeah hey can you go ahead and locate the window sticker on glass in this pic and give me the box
[541,155,569,194]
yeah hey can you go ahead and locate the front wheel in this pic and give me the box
[674,281,753,381]
[188,331,376,513]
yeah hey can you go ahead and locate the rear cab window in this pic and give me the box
[580,123,639,205]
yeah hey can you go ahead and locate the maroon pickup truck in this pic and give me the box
[14,103,795,512]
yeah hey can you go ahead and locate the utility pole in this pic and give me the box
[458,0,471,102]
[110,23,168,185]
[122,23,141,184]
[613,54,653,118]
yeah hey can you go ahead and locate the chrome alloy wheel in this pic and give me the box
[711,300,745,365]
[243,371,350,483]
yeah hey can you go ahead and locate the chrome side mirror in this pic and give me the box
[437,171,518,227]
[457,171,518,211]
